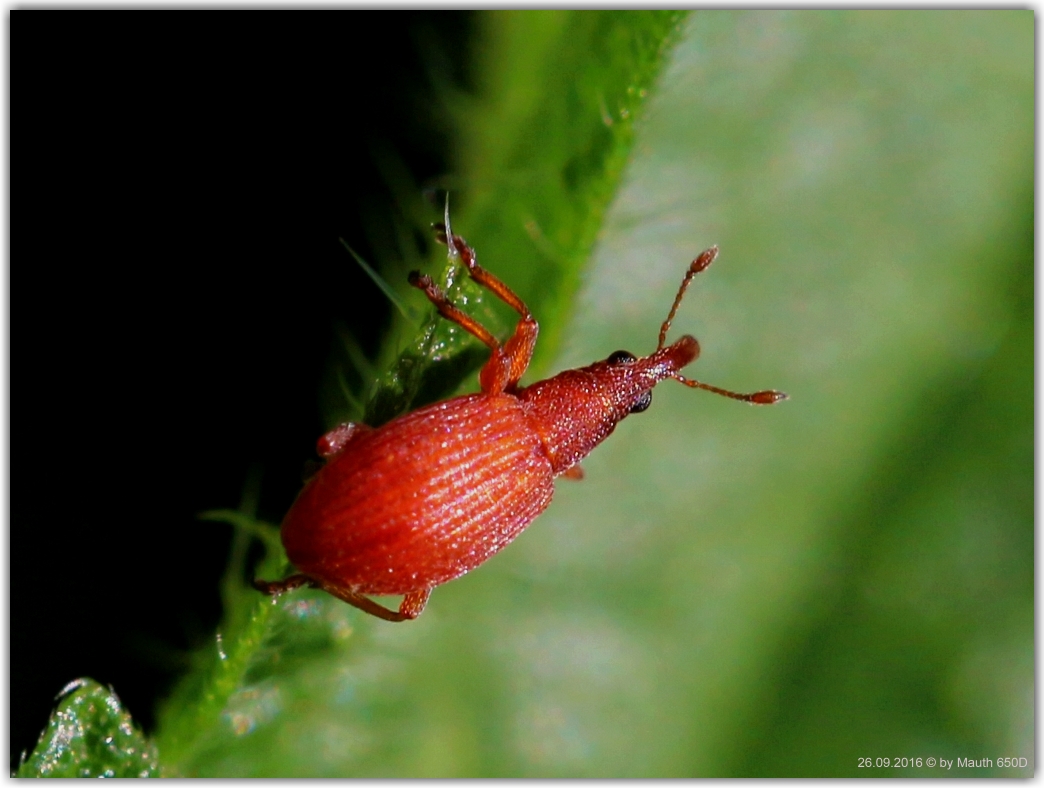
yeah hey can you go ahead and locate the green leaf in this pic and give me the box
[16,679,158,778]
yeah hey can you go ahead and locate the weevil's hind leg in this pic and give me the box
[253,574,429,622]
[432,225,539,392]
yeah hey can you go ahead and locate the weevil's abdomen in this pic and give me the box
[281,394,555,596]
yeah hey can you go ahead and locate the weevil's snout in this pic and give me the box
[662,334,700,372]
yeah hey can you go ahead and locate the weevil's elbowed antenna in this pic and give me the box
[660,246,788,405]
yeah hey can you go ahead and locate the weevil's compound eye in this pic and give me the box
[606,350,637,365]
[629,390,653,414]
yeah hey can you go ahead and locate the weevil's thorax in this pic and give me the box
[516,336,699,476]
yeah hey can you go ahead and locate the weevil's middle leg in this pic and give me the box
[254,574,431,622]
[433,224,539,391]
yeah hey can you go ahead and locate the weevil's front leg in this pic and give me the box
[434,224,539,392]
[253,574,431,622]
[407,271,501,353]
[409,271,516,395]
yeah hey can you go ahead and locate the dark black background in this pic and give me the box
[14,12,476,765]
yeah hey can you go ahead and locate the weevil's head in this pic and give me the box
[584,334,702,416]
[516,247,786,477]
[580,245,785,415]
[516,335,705,476]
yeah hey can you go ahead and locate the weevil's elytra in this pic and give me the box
[255,216,787,621]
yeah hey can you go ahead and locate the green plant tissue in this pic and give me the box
[17,679,158,778]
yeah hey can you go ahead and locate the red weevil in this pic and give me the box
[255,220,786,621]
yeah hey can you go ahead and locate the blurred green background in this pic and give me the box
[20,10,1032,778]
[519,11,1032,776]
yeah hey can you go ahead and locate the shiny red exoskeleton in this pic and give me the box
[255,220,787,621]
